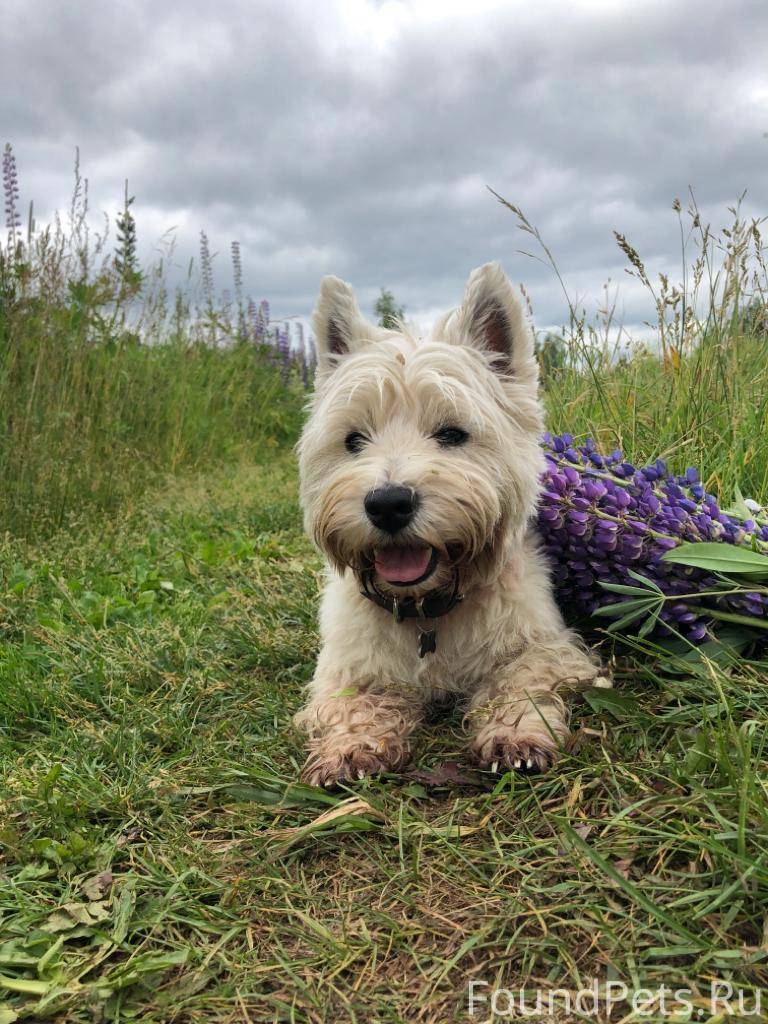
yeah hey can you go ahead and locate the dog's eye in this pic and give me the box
[432,426,469,447]
[345,431,368,454]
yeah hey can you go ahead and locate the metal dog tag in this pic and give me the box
[418,629,437,658]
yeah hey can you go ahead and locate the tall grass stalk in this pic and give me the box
[495,189,768,503]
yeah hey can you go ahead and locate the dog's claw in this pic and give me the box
[301,745,410,789]
[476,741,559,776]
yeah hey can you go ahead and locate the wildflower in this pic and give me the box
[199,230,214,306]
[230,241,243,300]
[538,435,768,643]
[296,322,312,390]
[3,142,21,249]
[276,324,291,382]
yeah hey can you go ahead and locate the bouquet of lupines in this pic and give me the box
[538,434,768,644]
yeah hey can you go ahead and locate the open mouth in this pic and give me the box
[373,545,438,587]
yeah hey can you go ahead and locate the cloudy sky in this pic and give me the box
[4,0,767,334]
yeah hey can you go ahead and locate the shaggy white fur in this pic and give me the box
[295,263,605,787]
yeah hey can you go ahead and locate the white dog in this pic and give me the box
[295,263,603,787]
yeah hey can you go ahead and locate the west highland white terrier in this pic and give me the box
[295,262,604,787]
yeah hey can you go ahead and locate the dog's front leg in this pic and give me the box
[294,670,422,787]
[466,638,603,774]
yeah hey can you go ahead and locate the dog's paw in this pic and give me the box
[300,744,407,788]
[471,732,560,776]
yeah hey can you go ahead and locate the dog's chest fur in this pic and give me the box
[317,531,559,699]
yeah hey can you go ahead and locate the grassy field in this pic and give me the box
[0,146,306,538]
[2,174,768,1020]
[2,445,768,1022]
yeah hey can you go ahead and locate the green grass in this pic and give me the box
[543,334,768,502]
[0,303,304,538]
[2,453,768,1022]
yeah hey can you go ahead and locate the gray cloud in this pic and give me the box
[4,0,767,331]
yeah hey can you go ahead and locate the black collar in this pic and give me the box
[359,567,464,623]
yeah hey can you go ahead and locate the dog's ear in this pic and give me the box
[313,276,375,370]
[455,262,537,382]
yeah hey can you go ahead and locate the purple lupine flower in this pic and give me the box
[247,298,259,340]
[230,241,242,300]
[247,298,269,345]
[295,322,312,389]
[230,241,245,337]
[3,142,21,249]
[277,324,291,382]
[199,230,214,306]
[538,435,768,643]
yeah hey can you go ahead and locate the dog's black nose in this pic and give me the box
[364,486,418,534]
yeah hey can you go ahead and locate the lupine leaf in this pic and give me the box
[661,543,768,575]
[627,568,664,593]
[637,604,662,638]
[605,604,658,633]
[593,598,657,618]
[707,609,768,631]
[598,582,657,596]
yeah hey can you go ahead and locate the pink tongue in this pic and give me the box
[375,546,431,583]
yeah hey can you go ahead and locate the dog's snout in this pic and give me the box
[364,486,418,534]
